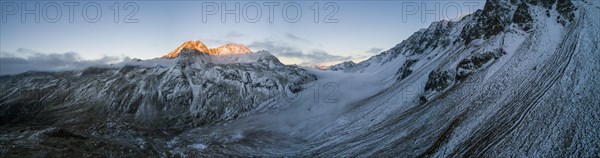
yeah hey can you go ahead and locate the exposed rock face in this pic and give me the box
[163,40,210,58]
[556,0,576,25]
[513,2,533,31]
[163,40,253,58]
[424,69,454,92]
[209,44,253,55]
[396,59,417,81]
[459,0,577,44]
[460,0,510,44]
[456,49,505,81]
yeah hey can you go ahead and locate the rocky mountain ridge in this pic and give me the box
[162,40,253,58]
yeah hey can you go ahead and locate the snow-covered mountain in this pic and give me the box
[300,0,599,157]
[0,42,315,129]
[1,0,599,157]
[163,40,253,58]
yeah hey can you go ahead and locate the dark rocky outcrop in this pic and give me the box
[425,70,455,92]
[513,2,533,31]
[396,59,418,81]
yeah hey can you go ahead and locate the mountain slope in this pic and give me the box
[299,0,598,157]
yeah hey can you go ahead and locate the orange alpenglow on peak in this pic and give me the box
[210,43,253,55]
[162,40,253,58]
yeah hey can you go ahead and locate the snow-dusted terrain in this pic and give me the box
[1,0,599,157]
[0,47,316,128]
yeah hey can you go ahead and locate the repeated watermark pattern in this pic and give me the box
[2,1,483,24]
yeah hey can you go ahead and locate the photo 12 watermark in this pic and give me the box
[1,1,341,24]
[401,1,482,23]
[1,1,139,23]
[201,1,340,23]
[284,81,340,104]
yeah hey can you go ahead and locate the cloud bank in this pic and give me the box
[0,49,129,75]
[248,40,352,66]
[365,47,383,54]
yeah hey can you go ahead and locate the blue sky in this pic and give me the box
[1,0,484,68]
